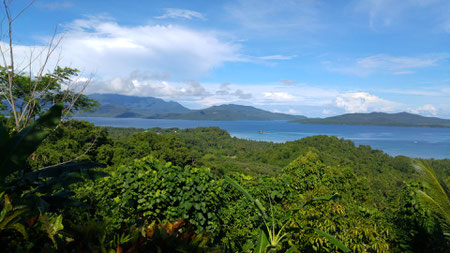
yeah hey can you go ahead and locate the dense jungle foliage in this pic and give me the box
[1,117,450,252]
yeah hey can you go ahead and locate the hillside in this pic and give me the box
[150,104,306,121]
[294,112,450,128]
[79,93,191,118]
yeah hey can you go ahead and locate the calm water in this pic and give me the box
[76,117,450,159]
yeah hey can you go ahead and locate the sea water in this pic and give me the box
[75,117,450,159]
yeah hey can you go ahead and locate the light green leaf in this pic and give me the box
[314,228,350,253]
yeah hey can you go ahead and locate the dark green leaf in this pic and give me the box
[255,228,270,253]
[0,103,63,180]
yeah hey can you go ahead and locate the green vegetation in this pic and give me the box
[294,112,450,128]
[0,116,449,251]
[1,66,98,131]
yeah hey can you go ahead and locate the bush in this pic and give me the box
[77,156,224,238]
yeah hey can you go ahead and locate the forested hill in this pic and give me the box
[80,93,191,118]
[79,94,305,121]
[294,112,450,128]
[150,104,306,121]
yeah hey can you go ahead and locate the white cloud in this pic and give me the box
[194,97,235,107]
[280,79,296,84]
[410,104,438,116]
[326,54,448,76]
[335,92,400,113]
[263,92,295,100]
[246,84,338,106]
[215,82,252,99]
[87,76,211,98]
[9,17,241,79]
[258,54,296,60]
[156,8,205,20]
[288,108,299,114]
[322,109,332,115]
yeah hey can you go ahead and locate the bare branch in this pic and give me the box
[36,129,101,171]
[10,0,35,23]
[3,0,19,129]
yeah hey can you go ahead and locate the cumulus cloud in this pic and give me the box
[263,92,295,100]
[10,17,241,79]
[410,104,438,116]
[288,108,299,114]
[334,92,400,113]
[322,109,332,115]
[87,75,211,98]
[215,82,252,99]
[193,97,236,107]
[244,84,338,107]
[156,8,205,20]
[326,54,448,76]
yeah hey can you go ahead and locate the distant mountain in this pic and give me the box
[294,112,450,128]
[79,94,306,121]
[79,93,191,118]
[150,104,306,121]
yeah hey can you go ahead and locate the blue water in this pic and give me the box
[75,117,450,159]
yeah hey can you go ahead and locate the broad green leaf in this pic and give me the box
[22,161,106,181]
[225,176,255,203]
[242,240,254,252]
[0,206,28,229]
[0,103,63,180]
[285,246,297,253]
[255,228,270,253]
[9,223,28,239]
[314,228,350,253]
[39,214,64,248]
[312,195,338,202]
[225,176,268,220]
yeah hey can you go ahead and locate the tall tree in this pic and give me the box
[0,0,97,131]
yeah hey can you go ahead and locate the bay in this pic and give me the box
[75,117,450,159]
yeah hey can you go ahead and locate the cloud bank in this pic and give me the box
[325,54,449,76]
[48,17,242,79]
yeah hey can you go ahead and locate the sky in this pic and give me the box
[3,0,450,118]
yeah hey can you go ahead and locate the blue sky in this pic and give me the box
[4,0,450,117]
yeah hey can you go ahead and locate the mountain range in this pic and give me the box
[294,112,450,128]
[80,94,304,121]
[82,93,190,118]
[149,104,304,121]
[78,94,450,127]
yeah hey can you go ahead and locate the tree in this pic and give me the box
[0,0,97,131]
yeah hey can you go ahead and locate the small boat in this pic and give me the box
[258,130,264,134]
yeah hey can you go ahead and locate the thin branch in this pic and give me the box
[36,129,101,171]
[3,0,20,130]
[62,74,93,120]
[10,0,35,23]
